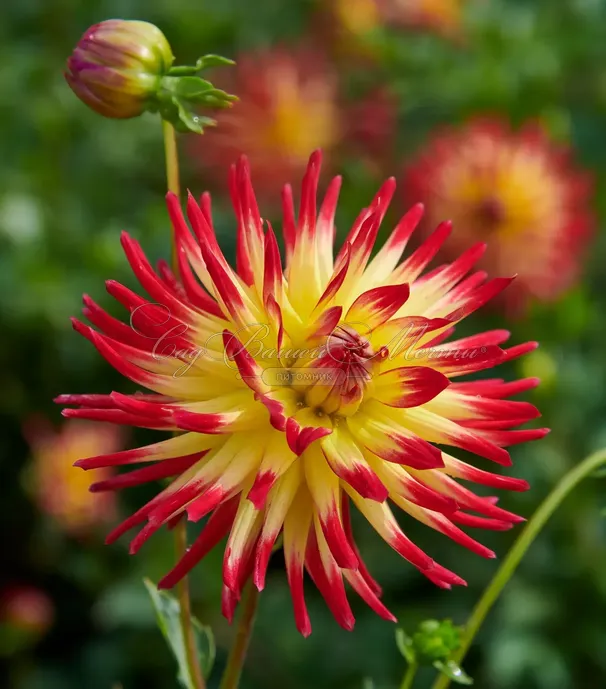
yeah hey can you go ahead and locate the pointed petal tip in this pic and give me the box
[309,148,323,164]
[411,201,424,215]
[298,621,312,638]
[339,616,356,632]
[253,575,266,593]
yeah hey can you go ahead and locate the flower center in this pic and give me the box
[476,196,506,230]
[297,326,381,417]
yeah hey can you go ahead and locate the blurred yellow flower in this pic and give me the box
[24,418,121,537]
[405,118,594,312]
[331,0,464,43]
[190,47,340,195]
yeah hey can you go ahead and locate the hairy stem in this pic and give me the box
[162,120,205,689]
[219,582,260,689]
[431,448,606,689]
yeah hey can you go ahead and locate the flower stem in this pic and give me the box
[431,448,606,689]
[219,582,260,689]
[162,119,181,273]
[175,519,206,689]
[400,662,418,689]
[161,120,205,689]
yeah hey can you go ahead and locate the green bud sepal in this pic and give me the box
[149,55,237,134]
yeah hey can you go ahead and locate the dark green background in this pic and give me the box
[1,0,606,687]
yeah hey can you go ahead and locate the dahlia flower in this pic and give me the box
[190,49,339,195]
[59,151,547,635]
[331,0,463,43]
[405,119,593,312]
[392,0,464,36]
[24,418,119,536]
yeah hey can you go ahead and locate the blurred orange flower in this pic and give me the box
[24,418,121,537]
[390,0,464,36]
[189,47,340,195]
[405,118,594,312]
[331,0,464,43]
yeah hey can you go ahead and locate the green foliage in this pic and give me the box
[396,621,473,685]
[144,579,215,686]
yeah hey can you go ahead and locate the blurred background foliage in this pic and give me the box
[1,0,606,688]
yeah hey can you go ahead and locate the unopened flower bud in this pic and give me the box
[396,620,473,685]
[65,19,174,119]
[65,20,237,133]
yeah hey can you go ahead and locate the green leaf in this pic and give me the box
[172,97,204,134]
[395,628,416,664]
[144,578,215,686]
[362,678,375,689]
[161,76,213,99]
[194,54,236,70]
[433,660,473,686]
[168,55,235,77]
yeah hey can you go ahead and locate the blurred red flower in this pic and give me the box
[344,87,398,174]
[405,118,594,313]
[0,586,54,638]
[189,47,340,196]
[24,418,121,537]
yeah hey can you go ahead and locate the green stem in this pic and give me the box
[161,120,205,689]
[219,582,260,689]
[175,519,206,689]
[162,119,181,273]
[431,448,606,689]
[400,662,418,689]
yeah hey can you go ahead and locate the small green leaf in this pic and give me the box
[194,54,236,70]
[167,65,201,77]
[144,578,215,687]
[163,76,214,99]
[395,628,416,664]
[433,660,473,685]
[172,98,204,134]
[168,55,235,77]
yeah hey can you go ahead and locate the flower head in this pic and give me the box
[66,20,174,119]
[405,118,593,312]
[24,418,120,537]
[59,152,547,635]
[392,0,464,36]
[330,0,464,44]
[190,48,339,194]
